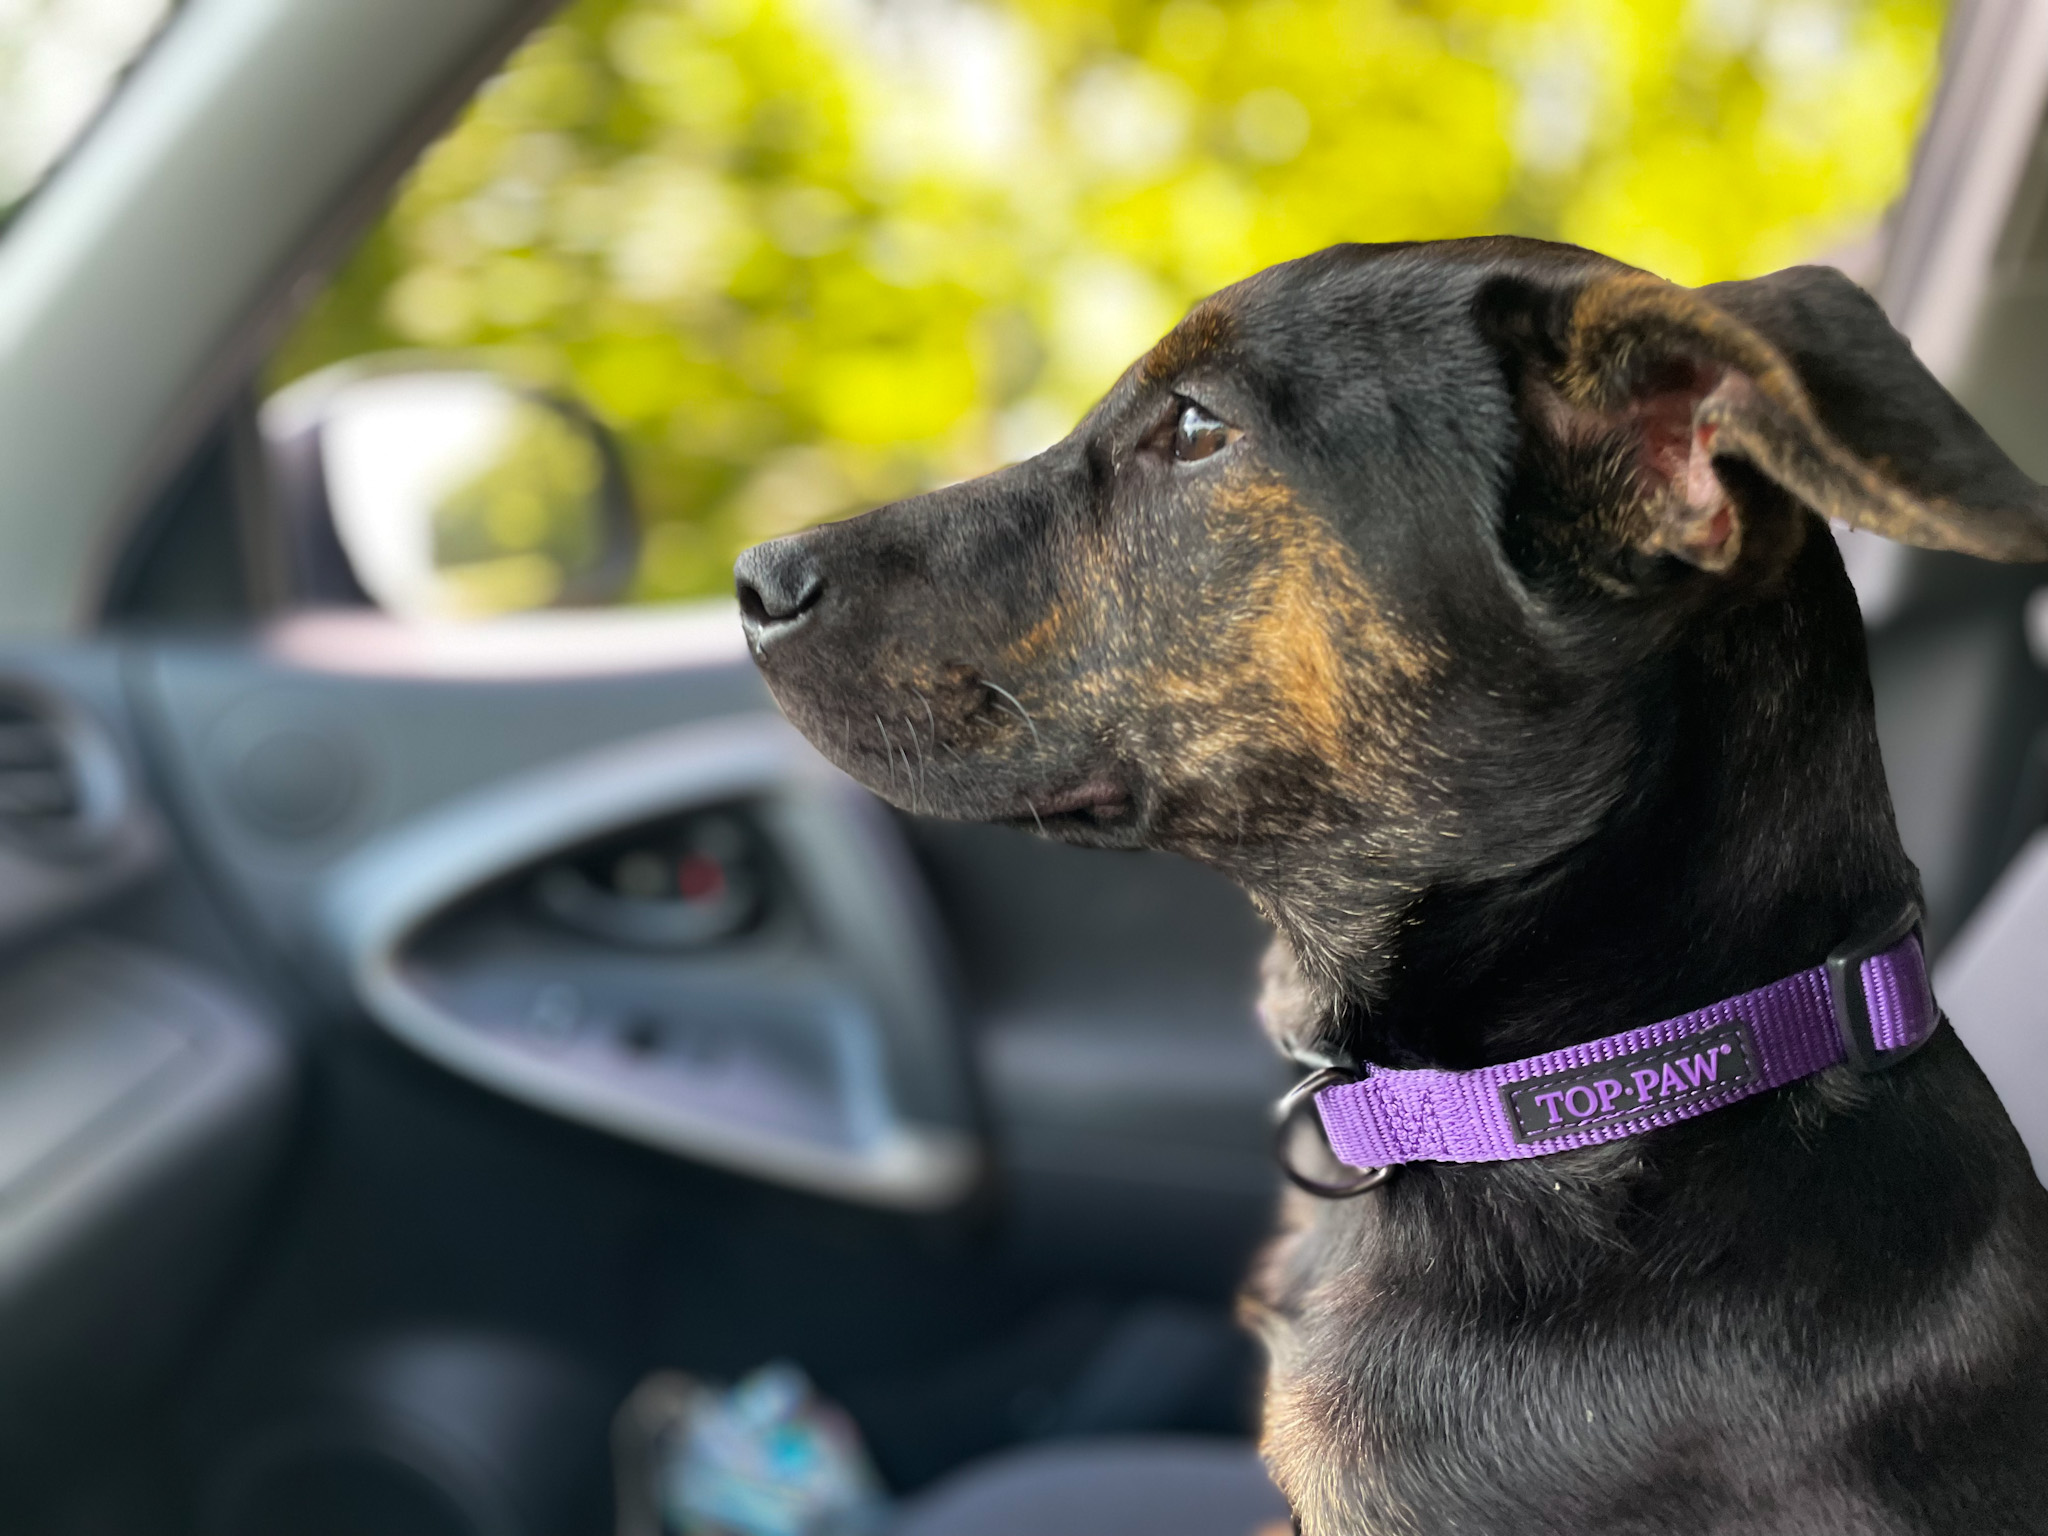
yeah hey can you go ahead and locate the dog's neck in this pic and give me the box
[1290,524,1920,1073]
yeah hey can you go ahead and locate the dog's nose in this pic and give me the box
[735,538,825,648]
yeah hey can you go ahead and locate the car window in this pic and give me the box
[269,0,1947,618]
[0,0,180,222]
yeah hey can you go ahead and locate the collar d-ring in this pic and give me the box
[1274,1065,1394,1199]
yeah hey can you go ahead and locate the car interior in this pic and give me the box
[0,1,2045,1534]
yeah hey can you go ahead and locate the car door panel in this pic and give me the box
[0,602,1282,1522]
[126,609,1283,1232]
[0,938,289,1476]
[0,647,292,1517]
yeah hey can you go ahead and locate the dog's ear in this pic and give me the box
[1489,264,2048,573]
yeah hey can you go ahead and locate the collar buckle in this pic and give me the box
[1273,1065,1394,1199]
[1825,902,1935,1074]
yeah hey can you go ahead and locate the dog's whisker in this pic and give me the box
[874,714,901,798]
[881,716,918,810]
[903,710,928,806]
[982,681,1041,756]
[884,712,909,811]
[889,711,911,809]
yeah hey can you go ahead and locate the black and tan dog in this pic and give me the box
[735,237,2048,1532]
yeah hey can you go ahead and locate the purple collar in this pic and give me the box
[1283,908,1939,1195]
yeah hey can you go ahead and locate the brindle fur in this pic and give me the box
[735,236,2048,1533]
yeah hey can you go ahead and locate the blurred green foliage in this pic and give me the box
[273,0,1946,603]
[430,393,610,611]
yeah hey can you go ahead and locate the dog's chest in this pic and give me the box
[1241,1186,1862,1536]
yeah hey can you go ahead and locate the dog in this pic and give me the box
[734,236,2048,1533]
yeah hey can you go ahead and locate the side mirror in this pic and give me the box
[261,357,639,617]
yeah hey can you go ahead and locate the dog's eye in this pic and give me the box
[1172,401,1235,463]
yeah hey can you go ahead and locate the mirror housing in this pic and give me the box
[261,356,639,618]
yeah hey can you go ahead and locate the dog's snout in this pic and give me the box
[735,538,824,647]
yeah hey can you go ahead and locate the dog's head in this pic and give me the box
[736,237,2048,974]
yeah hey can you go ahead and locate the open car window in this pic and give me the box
[268,0,1947,621]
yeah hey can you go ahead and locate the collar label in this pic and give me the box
[1500,1021,1759,1145]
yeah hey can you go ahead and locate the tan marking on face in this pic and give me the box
[1142,474,1439,796]
[1138,298,1235,385]
[971,455,1443,860]
[1002,596,1077,666]
[1230,477,1436,681]
[1247,543,1350,758]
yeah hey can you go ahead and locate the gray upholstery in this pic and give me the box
[894,1436,1288,1536]
[1936,825,2048,1188]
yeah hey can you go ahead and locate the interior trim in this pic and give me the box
[1879,0,2048,379]
[261,603,750,681]
[318,713,979,1210]
[1935,825,2048,1186]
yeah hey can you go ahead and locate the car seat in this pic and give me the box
[892,1435,1288,1536]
